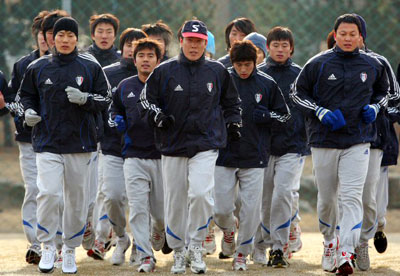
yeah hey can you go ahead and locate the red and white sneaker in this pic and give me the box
[54,250,62,269]
[232,253,247,271]
[289,224,302,254]
[336,251,354,276]
[82,221,95,250]
[202,226,216,255]
[322,239,338,272]
[219,227,236,258]
[87,240,105,260]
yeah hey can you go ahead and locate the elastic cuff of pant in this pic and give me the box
[44,241,55,247]
[272,244,283,251]
[189,241,202,248]
[174,247,186,253]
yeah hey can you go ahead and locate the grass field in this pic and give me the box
[1,231,400,275]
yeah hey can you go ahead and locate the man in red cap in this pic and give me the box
[138,19,241,274]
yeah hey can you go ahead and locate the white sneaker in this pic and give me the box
[138,256,156,273]
[111,234,131,265]
[321,239,337,272]
[151,229,165,251]
[289,224,302,253]
[221,226,236,257]
[82,221,95,250]
[62,246,77,274]
[252,247,267,265]
[188,244,207,274]
[171,249,186,274]
[38,245,56,273]
[130,240,139,266]
[202,226,216,255]
[233,253,247,271]
[26,244,41,264]
[54,250,62,269]
[355,242,370,271]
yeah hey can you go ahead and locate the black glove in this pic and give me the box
[253,105,271,124]
[227,122,241,141]
[155,112,175,130]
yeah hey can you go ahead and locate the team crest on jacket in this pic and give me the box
[255,93,262,103]
[360,72,367,83]
[207,82,213,93]
[76,76,84,86]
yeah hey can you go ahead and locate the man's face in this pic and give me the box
[256,48,265,65]
[122,40,134,59]
[334,23,361,52]
[229,25,246,48]
[233,60,255,79]
[148,34,166,57]
[55,30,77,55]
[180,37,207,61]
[134,48,159,76]
[37,31,49,54]
[92,22,116,50]
[268,40,292,64]
[45,29,55,49]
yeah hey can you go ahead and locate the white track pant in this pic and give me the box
[376,166,389,231]
[18,142,40,246]
[312,144,370,254]
[102,154,126,238]
[36,152,91,248]
[291,155,305,225]
[255,154,305,251]
[162,150,218,250]
[360,149,383,243]
[125,158,164,259]
[87,146,99,228]
[214,166,263,256]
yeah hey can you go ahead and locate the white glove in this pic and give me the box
[65,86,88,105]
[25,108,41,127]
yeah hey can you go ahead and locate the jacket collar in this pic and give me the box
[120,58,136,71]
[231,65,258,80]
[266,56,292,68]
[91,42,118,57]
[178,49,205,66]
[334,46,360,57]
[53,47,78,63]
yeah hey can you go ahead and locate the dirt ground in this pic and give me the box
[1,232,400,276]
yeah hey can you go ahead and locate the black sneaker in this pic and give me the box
[271,249,288,268]
[374,231,387,253]
[267,249,273,267]
[219,252,231,259]
[162,238,173,255]
[26,245,41,264]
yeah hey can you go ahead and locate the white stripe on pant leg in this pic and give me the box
[360,149,383,243]
[18,142,40,246]
[187,150,218,247]
[124,158,155,258]
[102,154,126,237]
[255,155,275,250]
[36,152,64,246]
[162,155,188,250]
[213,166,238,231]
[270,153,304,250]
[337,143,370,254]
[236,168,264,256]
[312,147,340,242]
[149,160,164,236]
[376,166,389,230]
[62,153,92,248]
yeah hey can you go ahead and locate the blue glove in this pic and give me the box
[124,133,132,148]
[115,115,126,132]
[362,104,379,124]
[331,109,346,131]
[316,106,337,127]
[253,105,271,124]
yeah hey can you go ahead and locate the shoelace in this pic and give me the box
[174,251,185,267]
[359,245,369,260]
[143,257,152,265]
[94,240,105,252]
[324,244,335,257]
[224,231,234,243]
[153,232,162,241]
[236,254,246,264]
[191,247,203,263]
[64,250,75,266]
[43,247,54,262]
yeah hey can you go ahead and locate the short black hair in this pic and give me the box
[333,13,362,34]
[141,20,173,48]
[133,38,162,61]
[89,13,120,36]
[230,40,257,65]
[267,26,295,55]
[41,10,69,41]
[119,28,147,54]
[225,17,256,51]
